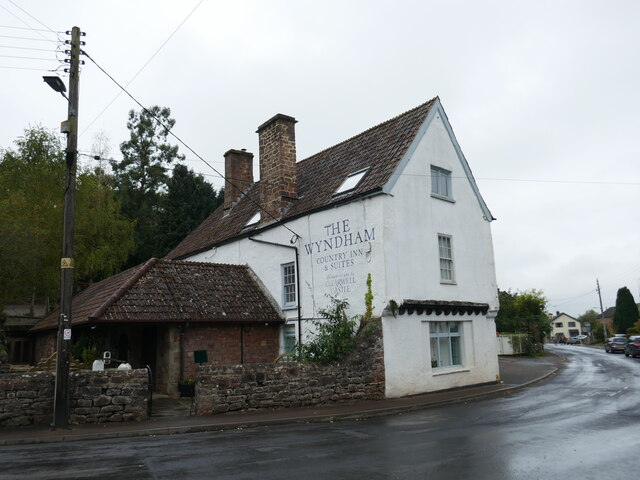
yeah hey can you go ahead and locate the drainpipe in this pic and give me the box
[249,236,303,345]
[240,325,244,364]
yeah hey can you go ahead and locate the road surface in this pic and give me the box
[1,345,638,479]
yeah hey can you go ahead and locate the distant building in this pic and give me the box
[549,313,582,340]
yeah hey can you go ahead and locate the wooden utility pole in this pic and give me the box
[596,278,608,341]
[53,26,81,429]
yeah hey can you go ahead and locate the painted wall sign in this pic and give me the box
[303,218,376,295]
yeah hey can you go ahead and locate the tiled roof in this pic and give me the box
[32,259,284,331]
[166,98,438,259]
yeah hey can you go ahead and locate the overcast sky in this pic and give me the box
[2,0,639,317]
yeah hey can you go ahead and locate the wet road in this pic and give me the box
[1,345,639,479]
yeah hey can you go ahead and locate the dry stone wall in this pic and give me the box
[195,321,385,415]
[0,369,148,427]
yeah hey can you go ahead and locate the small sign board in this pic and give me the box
[63,328,72,340]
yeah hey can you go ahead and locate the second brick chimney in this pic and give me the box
[256,114,297,223]
[223,149,254,212]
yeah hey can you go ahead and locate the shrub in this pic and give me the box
[295,297,357,364]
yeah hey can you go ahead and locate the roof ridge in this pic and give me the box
[157,258,249,269]
[298,97,438,164]
[88,257,158,321]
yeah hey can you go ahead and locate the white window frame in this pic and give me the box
[282,324,296,354]
[429,321,462,369]
[334,168,369,195]
[438,234,455,284]
[431,165,453,200]
[281,262,297,308]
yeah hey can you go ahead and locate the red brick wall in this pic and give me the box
[181,323,280,380]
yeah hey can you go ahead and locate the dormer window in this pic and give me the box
[334,168,368,195]
[245,211,260,227]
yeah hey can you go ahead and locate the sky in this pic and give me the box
[1,0,639,317]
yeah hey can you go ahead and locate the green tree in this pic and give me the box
[496,289,550,343]
[613,287,639,334]
[578,308,604,341]
[113,106,185,265]
[0,126,135,306]
[74,169,136,289]
[0,127,65,304]
[155,164,221,255]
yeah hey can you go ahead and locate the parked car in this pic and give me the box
[575,335,588,340]
[625,338,640,358]
[605,337,628,353]
[566,337,582,345]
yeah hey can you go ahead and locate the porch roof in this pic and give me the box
[32,259,285,331]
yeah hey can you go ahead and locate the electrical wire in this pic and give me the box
[80,0,204,137]
[0,44,58,52]
[82,49,301,240]
[0,53,56,61]
[0,24,62,33]
[0,64,54,71]
[5,0,64,42]
[0,33,58,42]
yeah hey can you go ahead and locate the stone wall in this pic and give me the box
[0,369,148,427]
[195,320,384,415]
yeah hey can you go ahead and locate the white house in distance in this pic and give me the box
[167,97,500,398]
[549,312,582,341]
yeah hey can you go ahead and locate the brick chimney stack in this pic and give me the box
[257,114,297,223]
[223,149,254,212]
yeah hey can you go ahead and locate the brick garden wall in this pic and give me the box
[195,320,385,415]
[0,369,148,427]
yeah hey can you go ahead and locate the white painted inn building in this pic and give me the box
[167,97,500,398]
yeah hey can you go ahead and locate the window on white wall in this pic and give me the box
[281,262,296,308]
[438,234,455,283]
[430,322,461,369]
[431,166,452,200]
[283,324,296,353]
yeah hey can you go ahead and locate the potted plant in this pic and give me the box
[178,378,195,397]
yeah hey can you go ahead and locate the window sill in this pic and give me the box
[282,305,298,311]
[431,193,455,203]
[432,367,469,377]
[440,280,457,285]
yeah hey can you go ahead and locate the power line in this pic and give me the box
[82,50,301,240]
[0,43,58,52]
[400,172,640,187]
[5,0,63,42]
[0,33,58,42]
[80,0,204,137]
[0,24,62,33]
[0,64,55,71]
[0,53,56,61]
